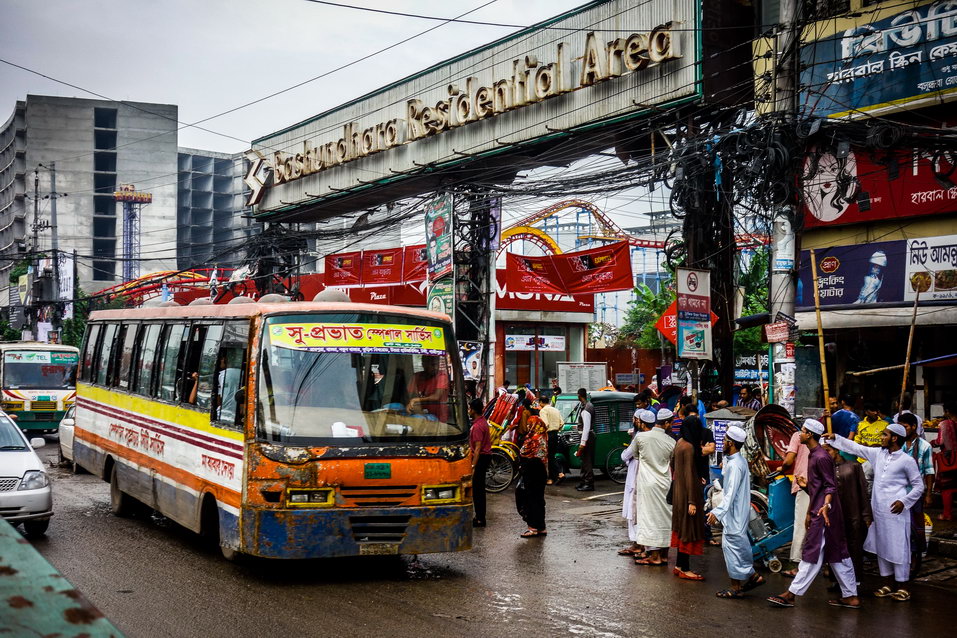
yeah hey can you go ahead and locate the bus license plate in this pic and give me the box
[360,543,398,556]
[364,463,391,479]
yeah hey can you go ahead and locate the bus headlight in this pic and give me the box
[422,485,459,503]
[285,488,334,507]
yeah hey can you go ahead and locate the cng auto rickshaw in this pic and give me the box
[553,391,637,485]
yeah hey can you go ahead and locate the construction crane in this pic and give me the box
[113,185,152,282]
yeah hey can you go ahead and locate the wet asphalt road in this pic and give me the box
[24,440,956,638]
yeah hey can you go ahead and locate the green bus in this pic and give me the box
[0,342,79,433]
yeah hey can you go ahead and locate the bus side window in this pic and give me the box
[156,323,187,402]
[80,324,100,382]
[135,324,162,397]
[194,325,223,409]
[179,324,210,405]
[95,323,118,386]
[116,323,139,391]
[213,320,249,428]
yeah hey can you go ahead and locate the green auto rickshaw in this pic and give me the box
[554,391,636,484]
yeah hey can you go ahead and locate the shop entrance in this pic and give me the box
[503,324,568,390]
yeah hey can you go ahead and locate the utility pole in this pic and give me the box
[768,0,800,414]
[49,162,62,337]
[30,167,40,340]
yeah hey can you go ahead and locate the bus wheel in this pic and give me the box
[201,494,241,562]
[485,450,516,493]
[109,464,135,517]
[604,447,628,485]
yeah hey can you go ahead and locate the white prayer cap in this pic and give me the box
[886,423,906,438]
[803,419,825,435]
[726,425,747,443]
[656,408,675,421]
[639,409,657,424]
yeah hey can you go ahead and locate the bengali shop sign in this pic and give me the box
[676,268,711,360]
[799,1,957,118]
[324,251,362,286]
[269,322,446,355]
[506,242,633,295]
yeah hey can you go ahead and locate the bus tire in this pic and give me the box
[109,463,136,518]
[201,493,241,562]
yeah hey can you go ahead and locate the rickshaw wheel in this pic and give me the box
[485,450,517,493]
[604,448,628,485]
[767,558,783,573]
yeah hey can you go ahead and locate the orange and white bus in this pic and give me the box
[72,297,473,559]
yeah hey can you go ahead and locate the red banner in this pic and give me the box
[495,270,594,312]
[803,146,957,229]
[324,251,362,287]
[402,245,428,283]
[362,248,403,285]
[506,242,633,295]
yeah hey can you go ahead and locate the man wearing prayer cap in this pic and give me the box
[627,404,676,566]
[767,419,860,609]
[619,410,657,557]
[708,424,764,598]
[825,420,923,602]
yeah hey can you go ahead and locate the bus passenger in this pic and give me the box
[407,356,448,421]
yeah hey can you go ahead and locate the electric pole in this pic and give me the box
[49,162,62,337]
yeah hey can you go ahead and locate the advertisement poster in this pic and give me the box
[504,335,567,352]
[426,276,454,318]
[654,300,718,345]
[803,146,957,228]
[506,241,633,295]
[797,239,910,309]
[458,341,483,381]
[425,193,453,282]
[57,252,74,320]
[362,248,404,285]
[324,251,362,287]
[799,1,957,119]
[676,268,712,360]
[904,233,957,301]
[403,244,428,283]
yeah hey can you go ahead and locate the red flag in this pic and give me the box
[402,244,428,283]
[324,251,362,287]
[506,242,633,295]
[362,248,403,285]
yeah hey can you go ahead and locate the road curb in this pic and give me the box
[930,537,957,559]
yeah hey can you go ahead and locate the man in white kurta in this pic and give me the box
[627,409,676,565]
[620,409,658,552]
[827,422,923,600]
[708,425,763,597]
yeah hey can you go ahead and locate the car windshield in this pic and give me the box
[0,414,26,450]
[256,313,466,446]
[3,351,78,390]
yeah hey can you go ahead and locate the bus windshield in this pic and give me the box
[256,314,466,446]
[3,351,78,390]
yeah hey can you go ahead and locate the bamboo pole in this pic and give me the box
[898,289,921,419]
[809,249,832,434]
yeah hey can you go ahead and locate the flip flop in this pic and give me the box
[890,589,910,602]
[673,568,704,581]
[618,547,640,556]
[874,586,893,598]
[715,588,744,599]
[767,595,794,608]
[634,557,665,566]
[742,573,766,592]
[828,599,861,609]
[519,529,543,538]
[781,569,797,579]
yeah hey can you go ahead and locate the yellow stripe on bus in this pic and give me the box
[78,383,244,442]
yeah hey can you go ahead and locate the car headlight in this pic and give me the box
[285,488,334,507]
[18,470,49,491]
[422,485,459,503]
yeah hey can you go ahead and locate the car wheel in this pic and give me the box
[110,464,136,517]
[23,518,50,538]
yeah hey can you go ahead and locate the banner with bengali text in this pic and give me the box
[269,322,446,355]
[505,241,633,295]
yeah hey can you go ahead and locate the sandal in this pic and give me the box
[767,595,794,608]
[634,557,665,566]
[715,588,744,599]
[673,568,704,581]
[520,529,543,538]
[890,589,910,602]
[781,569,797,579]
[546,480,554,485]
[828,599,861,609]
[742,573,766,592]
[618,547,641,556]
[555,474,566,485]
[874,586,893,598]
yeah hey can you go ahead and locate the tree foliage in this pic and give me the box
[734,250,769,356]
[619,279,674,351]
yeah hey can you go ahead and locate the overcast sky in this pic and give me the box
[0,0,586,153]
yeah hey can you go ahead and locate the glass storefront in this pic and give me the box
[503,324,568,390]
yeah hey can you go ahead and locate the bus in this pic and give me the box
[0,342,79,433]
[72,298,473,559]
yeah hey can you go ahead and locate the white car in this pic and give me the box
[57,404,76,468]
[0,411,53,537]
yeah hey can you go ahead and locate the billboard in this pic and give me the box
[676,268,712,360]
[802,145,957,228]
[425,194,453,282]
[796,234,957,309]
[506,242,634,295]
[799,1,957,119]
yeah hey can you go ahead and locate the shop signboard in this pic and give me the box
[506,242,633,295]
[425,194,453,282]
[803,146,957,229]
[798,1,957,119]
[362,248,404,285]
[403,245,428,283]
[324,251,362,286]
[495,269,594,312]
[505,335,566,352]
[904,233,957,301]
[615,373,639,385]
[676,268,712,360]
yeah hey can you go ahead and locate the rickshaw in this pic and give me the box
[553,391,637,485]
